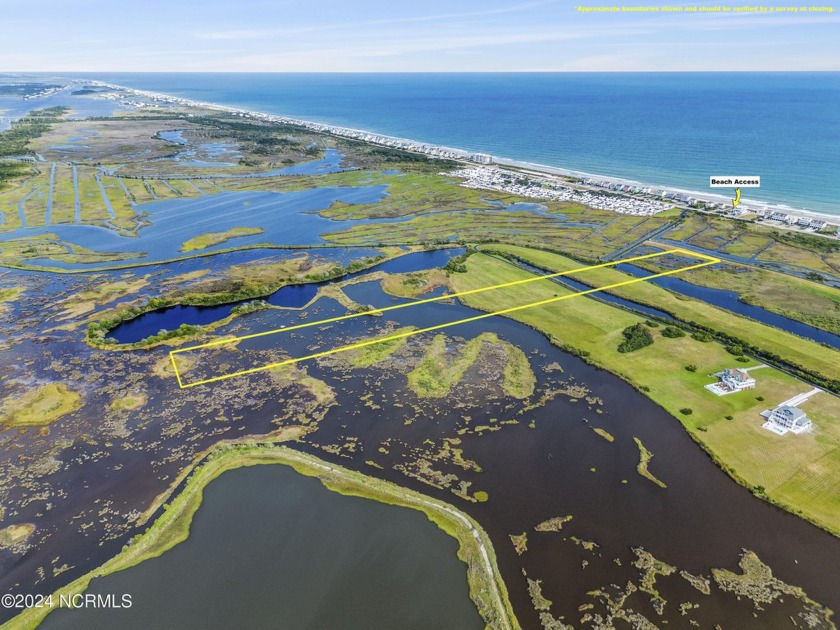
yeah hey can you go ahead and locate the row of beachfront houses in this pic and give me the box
[582,179,707,206]
[451,167,668,216]
[756,209,839,235]
[705,368,814,435]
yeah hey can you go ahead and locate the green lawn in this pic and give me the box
[483,244,840,384]
[450,249,840,537]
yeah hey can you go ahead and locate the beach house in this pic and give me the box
[764,405,812,435]
[704,368,756,396]
[721,368,755,391]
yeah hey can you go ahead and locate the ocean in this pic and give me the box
[62,73,840,215]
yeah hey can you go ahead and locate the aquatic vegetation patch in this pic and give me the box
[180,227,265,252]
[55,277,149,321]
[152,354,196,379]
[0,286,23,304]
[632,547,677,616]
[712,549,834,621]
[348,325,417,367]
[591,427,614,442]
[109,392,148,413]
[502,342,536,399]
[0,383,81,428]
[534,516,573,532]
[270,364,336,414]
[583,583,658,630]
[408,332,535,399]
[570,536,599,553]
[523,571,552,611]
[633,437,667,489]
[509,532,528,555]
[537,612,573,630]
[0,523,35,552]
[679,569,711,595]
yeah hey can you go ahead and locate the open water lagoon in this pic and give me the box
[42,465,483,630]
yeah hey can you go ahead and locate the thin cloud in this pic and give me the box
[195,0,559,40]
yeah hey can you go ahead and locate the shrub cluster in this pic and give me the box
[444,250,475,273]
[617,323,654,353]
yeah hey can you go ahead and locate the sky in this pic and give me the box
[1,0,838,72]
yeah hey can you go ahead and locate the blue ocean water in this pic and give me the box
[59,73,840,215]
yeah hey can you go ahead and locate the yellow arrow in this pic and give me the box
[732,188,741,208]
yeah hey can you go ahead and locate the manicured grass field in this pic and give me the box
[450,249,840,536]
[484,244,840,383]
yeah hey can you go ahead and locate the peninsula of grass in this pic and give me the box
[0,234,137,268]
[179,227,264,253]
[408,332,535,399]
[381,268,450,298]
[1,383,81,428]
[633,437,667,488]
[348,326,417,367]
[449,248,840,537]
[4,445,520,630]
[711,549,833,623]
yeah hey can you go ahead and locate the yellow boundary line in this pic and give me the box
[171,247,718,388]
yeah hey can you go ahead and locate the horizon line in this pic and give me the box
[8,69,840,74]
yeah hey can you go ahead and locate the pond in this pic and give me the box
[41,465,483,630]
[107,248,463,344]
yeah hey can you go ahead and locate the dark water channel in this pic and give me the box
[41,465,482,630]
[510,257,676,322]
[618,263,840,349]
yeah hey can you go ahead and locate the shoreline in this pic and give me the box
[86,80,840,223]
[493,157,840,223]
[4,443,518,630]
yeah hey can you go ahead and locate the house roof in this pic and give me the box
[723,368,753,382]
[773,405,808,423]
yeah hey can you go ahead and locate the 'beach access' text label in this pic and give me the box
[709,176,760,188]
